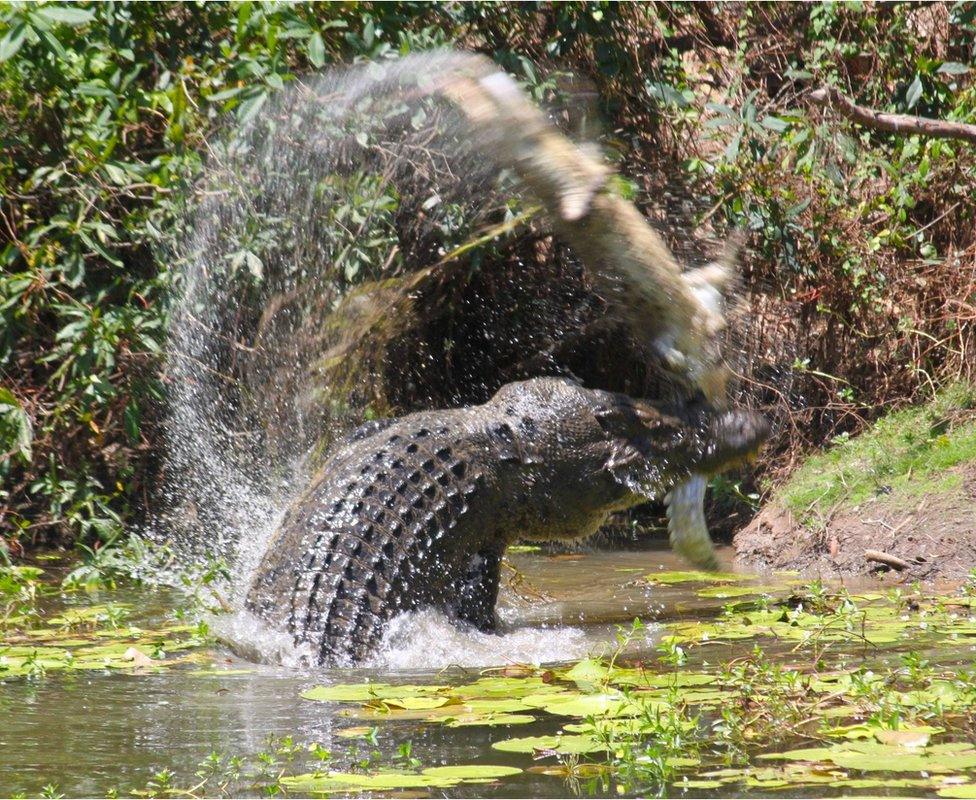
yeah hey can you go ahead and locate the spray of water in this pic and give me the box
[153,52,607,667]
[143,46,779,670]
[159,53,488,571]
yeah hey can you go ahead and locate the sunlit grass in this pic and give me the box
[780,383,976,522]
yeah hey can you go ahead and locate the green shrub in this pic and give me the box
[1,2,974,552]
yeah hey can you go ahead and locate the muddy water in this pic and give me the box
[1,541,761,797]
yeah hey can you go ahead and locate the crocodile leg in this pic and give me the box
[450,547,502,632]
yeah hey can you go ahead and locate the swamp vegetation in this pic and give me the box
[5,548,976,797]
[2,2,976,797]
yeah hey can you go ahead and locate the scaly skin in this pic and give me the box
[247,377,767,664]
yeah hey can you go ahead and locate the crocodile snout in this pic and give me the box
[703,410,770,473]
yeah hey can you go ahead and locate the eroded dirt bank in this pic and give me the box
[735,463,976,583]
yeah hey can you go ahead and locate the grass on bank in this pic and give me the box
[779,383,976,523]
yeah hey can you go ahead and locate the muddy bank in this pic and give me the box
[735,462,976,582]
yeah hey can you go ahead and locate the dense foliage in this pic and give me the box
[1,2,974,553]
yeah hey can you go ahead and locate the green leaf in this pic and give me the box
[646,81,690,108]
[0,387,33,462]
[35,26,66,59]
[236,89,268,124]
[936,62,970,76]
[307,31,325,68]
[206,86,243,103]
[706,101,736,117]
[123,402,140,443]
[444,712,536,727]
[906,74,924,109]
[696,585,764,599]
[31,5,95,26]
[422,765,521,780]
[0,20,29,62]
[645,570,746,585]
[280,765,520,793]
[761,115,790,132]
[281,771,455,792]
[785,67,814,80]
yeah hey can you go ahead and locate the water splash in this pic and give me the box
[155,52,507,604]
[366,609,596,670]
[152,51,720,668]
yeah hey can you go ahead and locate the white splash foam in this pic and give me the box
[210,608,314,669]
[366,609,596,670]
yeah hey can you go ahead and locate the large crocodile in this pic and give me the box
[247,377,767,665]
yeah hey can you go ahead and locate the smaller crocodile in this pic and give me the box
[247,377,768,664]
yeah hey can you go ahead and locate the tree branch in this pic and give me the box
[810,86,976,145]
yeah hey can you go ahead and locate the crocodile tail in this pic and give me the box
[665,474,719,570]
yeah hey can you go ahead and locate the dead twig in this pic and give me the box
[864,549,913,571]
[810,86,976,144]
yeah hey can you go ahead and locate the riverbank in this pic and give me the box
[736,384,976,582]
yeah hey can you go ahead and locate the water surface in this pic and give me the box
[3,541,745,797]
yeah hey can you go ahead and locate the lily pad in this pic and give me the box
[938,785,976,798]
[696,585,767,599]
[520,690,647,718]
[422,765,522,780]
[644,570,747,585]
[492,733,603,755]
[302,683,448,703]
[444,712,536,727]
[763,740,976,774]
[280,765,521,793]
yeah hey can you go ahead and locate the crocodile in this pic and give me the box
[246,377,768,665]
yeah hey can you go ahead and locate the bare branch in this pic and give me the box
[810,86,976,145]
